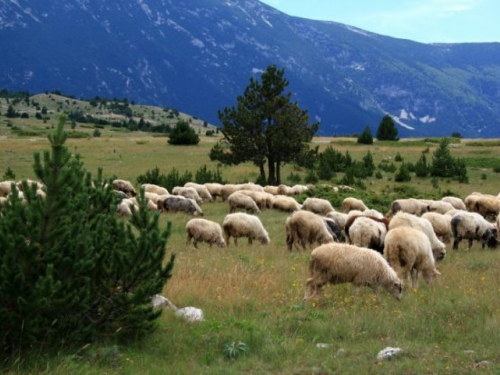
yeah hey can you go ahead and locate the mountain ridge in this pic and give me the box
[1,0,499,137]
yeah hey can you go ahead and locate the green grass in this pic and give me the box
[3,117,500,374]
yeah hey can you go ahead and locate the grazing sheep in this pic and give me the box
[272,195,302,212]
[286,210,335,251]
[204,182,224,201]
[290,184,309,195]
[112,179,137,197]
[172,186,203,205]
[220,184,243,201]
[302,197,335,216]
[277,184,294,196]
[470,195,500,219]
[142,183,169,196]
[341,197,368,213]
[0,181,16,197]
[163,196,203,216]
[464,192,496,211]
[184,182,214,202]
[241,182,264,192]
[389,198,430,217]
[389,212,446,261]
[117,198,138,217]
[451,211,498,250]
[185,218,226,248]
[233,190,273,210]
[363,208,385,219]
[326,211,348,231]
[422,212,453,245]
[304,243,403,303]
[264,185,280,195]
[222,212,270,246]
[113,190,129,199]
[441,196,466,210]
[323,218,345,243]
[384,227,441,288]
[429,201,456,215]
[0,196,7,206]
[228,192,261,214]
[345,215,389,254]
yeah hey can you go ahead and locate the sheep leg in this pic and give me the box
[248,237,253,245]
[468,238,474,250]
[410,268,419,288]
[193,240,199,249]
[186,232,192,246]
[452,237,461,250]
[234,236,238,246]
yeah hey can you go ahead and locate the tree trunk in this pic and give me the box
[276,160,281,185]
[259,161,266,183]
[267,157,276,185]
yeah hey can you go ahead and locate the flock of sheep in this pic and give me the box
[2,176,500,304]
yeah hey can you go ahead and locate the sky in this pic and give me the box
[259,0,500,44]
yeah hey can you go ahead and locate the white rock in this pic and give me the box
[376,347,403,361]
[316,343,330,349]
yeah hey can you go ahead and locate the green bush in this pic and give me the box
[394,163,411,182]
[168,120,200,145]
[357,125,373,145]
[0,115,175,354]
[137,166,194,193]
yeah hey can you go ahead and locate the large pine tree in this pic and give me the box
[213,65,318,185]
[0,115,175,354]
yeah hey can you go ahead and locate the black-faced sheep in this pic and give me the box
[345,215,389,254]
[451,211,498,250]
[326,211,348,231]
[304,243,403,303]
[302,197,335,216]
[222,212,270,246]
[389,198,430,217]
[185,218,226,248]
[285,210,335,251]
[163,196,203,216]
[388,212,446,261]
[112,179,137,197]
[228,192,260,214]
[341,197,368,213]
[323,218,345,243]
[384,226,441,288]
[422,212,453,245]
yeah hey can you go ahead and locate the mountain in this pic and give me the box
[1,0,500,137]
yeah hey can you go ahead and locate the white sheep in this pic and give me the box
[441,196,466,210]
[464,192,496,211]
[117,198,138,217]
[185,218,226,248]
[222,212,270,246]
[285,210,335,251]
[389,198,430,217]
[233,190,272,210]
[389,211,446,261]
[290,184,309,195]
[302,197,335,216]
[16,179,45,191]
[0,180,16,197]
[204,183,224,201]
[341,197,368,213]
[220,184,243,201]
[141,183,169,196]
[228,192,261,214]
[272,195,302,212]
[384,226,441,288]
[172,186,203,205]
[422,212,453,245]
[112,179,137,197]
[304,243,403,303]
[346,216,388,254]
[451,211,498,250]
[277,184,294,196]
[469,195,500,219]
[429,200,455,215]
[264,185,280,195]
[184,182,214,202]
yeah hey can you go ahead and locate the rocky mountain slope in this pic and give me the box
[1,0,499,137]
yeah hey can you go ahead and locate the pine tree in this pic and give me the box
[376,115,399,141]
[168,120,200,145]
[430,138,457,178]
[357,125,373,144]
[0,115,175,353]
[415,153,429,177]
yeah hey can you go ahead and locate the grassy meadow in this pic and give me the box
[3,114,500,374]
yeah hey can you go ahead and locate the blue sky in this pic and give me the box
[259,0,500,44]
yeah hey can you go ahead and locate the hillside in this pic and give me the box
[0,0,500,137]
[0,91,218,138]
